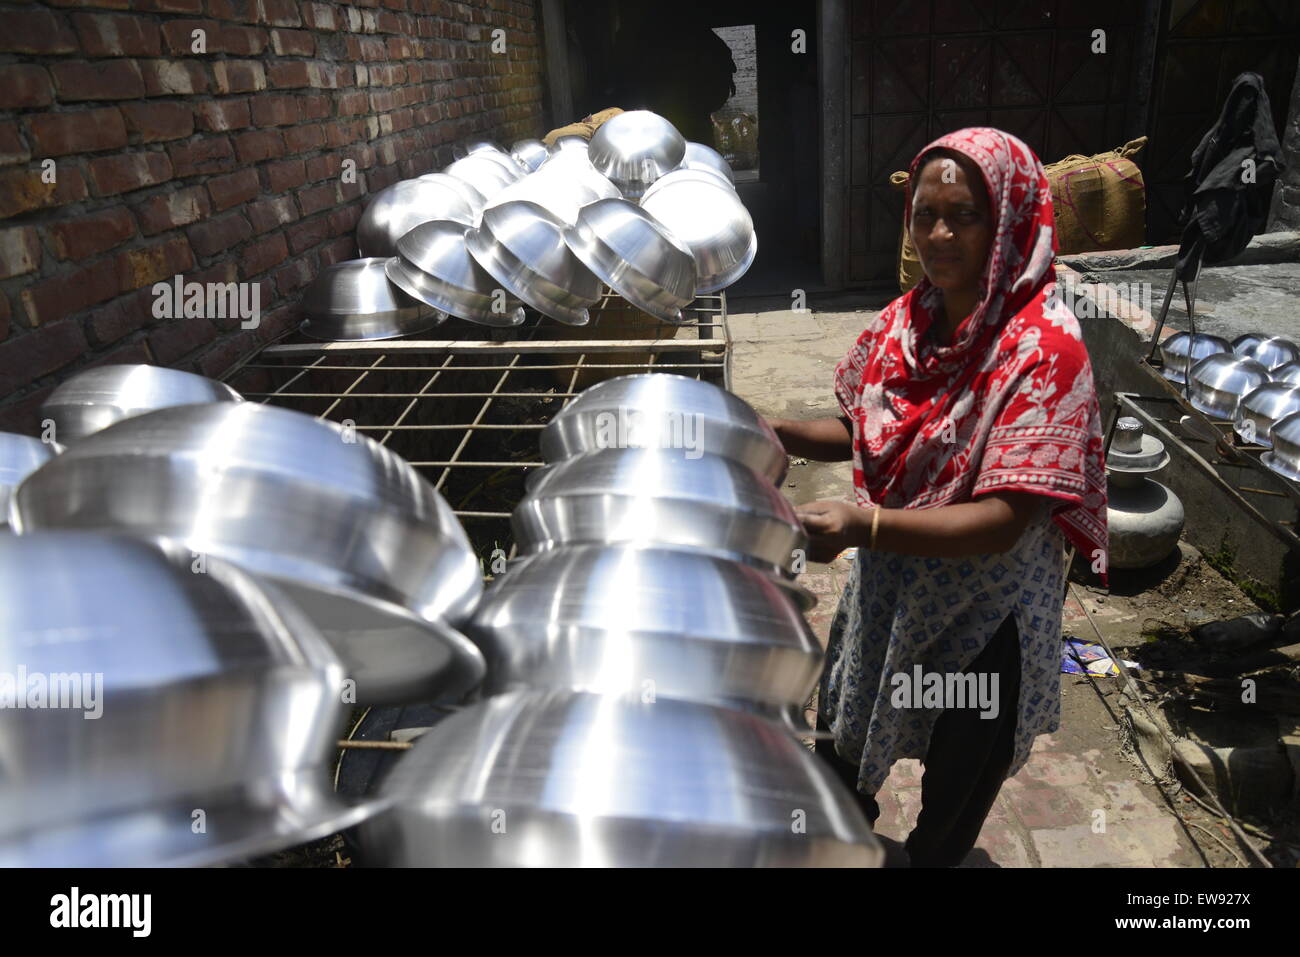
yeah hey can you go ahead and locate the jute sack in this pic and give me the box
[542,107,625,146]
[892,137,1148,291]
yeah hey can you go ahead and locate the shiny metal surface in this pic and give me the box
[549,134,590,156]
[41,364,242,445]
[1232,333,1300,371]
[466,200,602,325]
[509,138,549,172]
[514,446,806,575]
[1234,383,1300,447]
[1188,354,1271,420]
[361,688,881,867]
[385,220,526,327]
[467,545,821,713]
[299,257,440,341]
[451,139,506,160]
[485,156,621,226]
[11,403,485,705]
[1271,360,1300,386]
[444,154,519,201]
[680,141,735,184]
[562,198,696,322]
[640,175,757,293]
[356,177,484,257]
[1158,331,1232,384]
[542,373,787,483]
[588,110,686,199]
[1262,411,1300,482]
[0,531,388,867]
[645,165,734,198]
[0,433,58,528]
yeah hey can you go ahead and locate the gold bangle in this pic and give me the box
[869,507,881,551]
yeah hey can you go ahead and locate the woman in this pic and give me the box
[769,128,1108,867]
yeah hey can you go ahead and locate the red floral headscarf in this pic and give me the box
[834,127,1108,572]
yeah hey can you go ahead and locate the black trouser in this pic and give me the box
[815,613,1022,867]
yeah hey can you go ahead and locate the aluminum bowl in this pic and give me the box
[0,531,388,867]
[299,257,442,341]
[356,177,484,258]
[643,166,735,199]
[640,175,757,293]
[1263,411,1300,482]
[0,433,59,528]
[466,545,820,714]
[514,446,806,576]
[549,134,590,156]
[466,200,602,325]
[11,403,486,705]
[679,141,735,184]
[485,158,621,226]
[359,688,881,867]
[542,373,786,483]
[1271,360,1300,386]
[444,154,519,201]
[562,198,696,323]
[1234,383,1300,447]
[1187,353,1271,420]
[40,364,242,445]
[510,138,550,173]
[1157,331,1231,384]
[414,171,489,213]
[1232,334,1300,371]
[451,139,506,160]
[385,220,526,327]
[588,110,686,199]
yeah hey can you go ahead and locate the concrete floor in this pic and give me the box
[726,292,1224,868]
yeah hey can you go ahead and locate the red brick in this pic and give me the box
[286,214,329,254]
[42,0,132,7]
[49,207,136,261]
[0,227,42,280]
[272,257,314,296]
[0,165,89,220]
[27,109,128,157]
[133,184,211,235]
[0,10,79,55]
[88,152,173,197]
[0,123,28,168]
[148,318,216,366]
[85,298,141,347]
[249,93,298,127]
[115,235,194,291]
[283,124,324,154]
[256,0,301,27]
[167,136,235,177]
[267,61,311,89]
[137,0,204,11]
[206,168,260,211]
[318,236,355,267]
[300,2,337,31]
[253,301,300,345]
[0,293,10,342]
[263,158,306,193]
[206,0,259,22]
[196,335,253,380]
[211,61,266,95]
[90,338,154,369]
[163,20,267,55]
[233,129,284,164]
[304,153,340,183]
[194,99,250,132]
[327,204,362,238]
[326,119,367,148]
[72,13,162,56]
[0,66,55,110]
[21,259,120,327]
[0,323,91,395]
[337,91,368,116]
[186,212,252,258]
[270,28,315,56]
[120,102,194,143]
[141,60,209,96]
[51,60,146,102]
[240,232,288,277]
[295,183,336,217]
[246,195,298,234]
[298,94,331,120]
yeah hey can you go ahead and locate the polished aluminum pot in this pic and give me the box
[640,175,757,293]
[514,447,806,576]
[356,177,484,257]
[643,166,734,198]
[1232,333,1300,371]
[452,139,506,160]
[549,134,590,156]
[1187,353,1271,420]
[466,200,602,325]
[11,403,486,705]
[509,138,550,173]
[1263,411,1300,482]
[679,141,735,184]
[445,153,521,200]
[1234,383,1300,447]
[541,373,787,483]
[1271,360,1300,386]
[385,220,526,327]
[40,364,242,446]
[360,688,881,867]
[588,110,686,199]
[0,433,59,529]
[0,532,388,867]
[1158,331,1231,384]
[486,157,621,226]
[562,198,696,322]
[300,257,442,341]
[467,544,820,714]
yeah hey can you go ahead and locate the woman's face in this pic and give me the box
[910,152,993,296]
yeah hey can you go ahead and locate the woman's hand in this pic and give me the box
[766,416,854,462]
[795,500,873,563]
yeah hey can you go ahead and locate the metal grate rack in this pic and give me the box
[222,290,730,563]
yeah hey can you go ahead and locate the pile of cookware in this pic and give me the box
[301,111,758,338]
[360,374,883,867]
[1161,333,1300,482]
[0,364,484,865]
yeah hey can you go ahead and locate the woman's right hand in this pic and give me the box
[765,416,854,462]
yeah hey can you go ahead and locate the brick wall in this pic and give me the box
[0,0,547,432]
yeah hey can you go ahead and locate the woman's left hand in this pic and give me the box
[795,500,872,563]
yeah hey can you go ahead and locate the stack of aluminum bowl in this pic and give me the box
[1187,353,1271,420]
[360,374,882,867]
[1158,331,1231,384]
[300,257,443,340]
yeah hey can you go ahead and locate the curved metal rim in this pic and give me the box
[384,256,525,328]
[561,224,692,324]
[1188,395,1235,421]
[298,308,446,342]
[1261,451,1300,483]
[694,230,759,295]
[464,224,593,326]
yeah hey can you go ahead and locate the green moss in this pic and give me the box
[1202,539,1281,612]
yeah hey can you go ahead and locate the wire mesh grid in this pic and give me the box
[221,290,730,562]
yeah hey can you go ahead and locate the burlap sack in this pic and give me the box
[892,137,1148,291]
[542,107,625,146]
